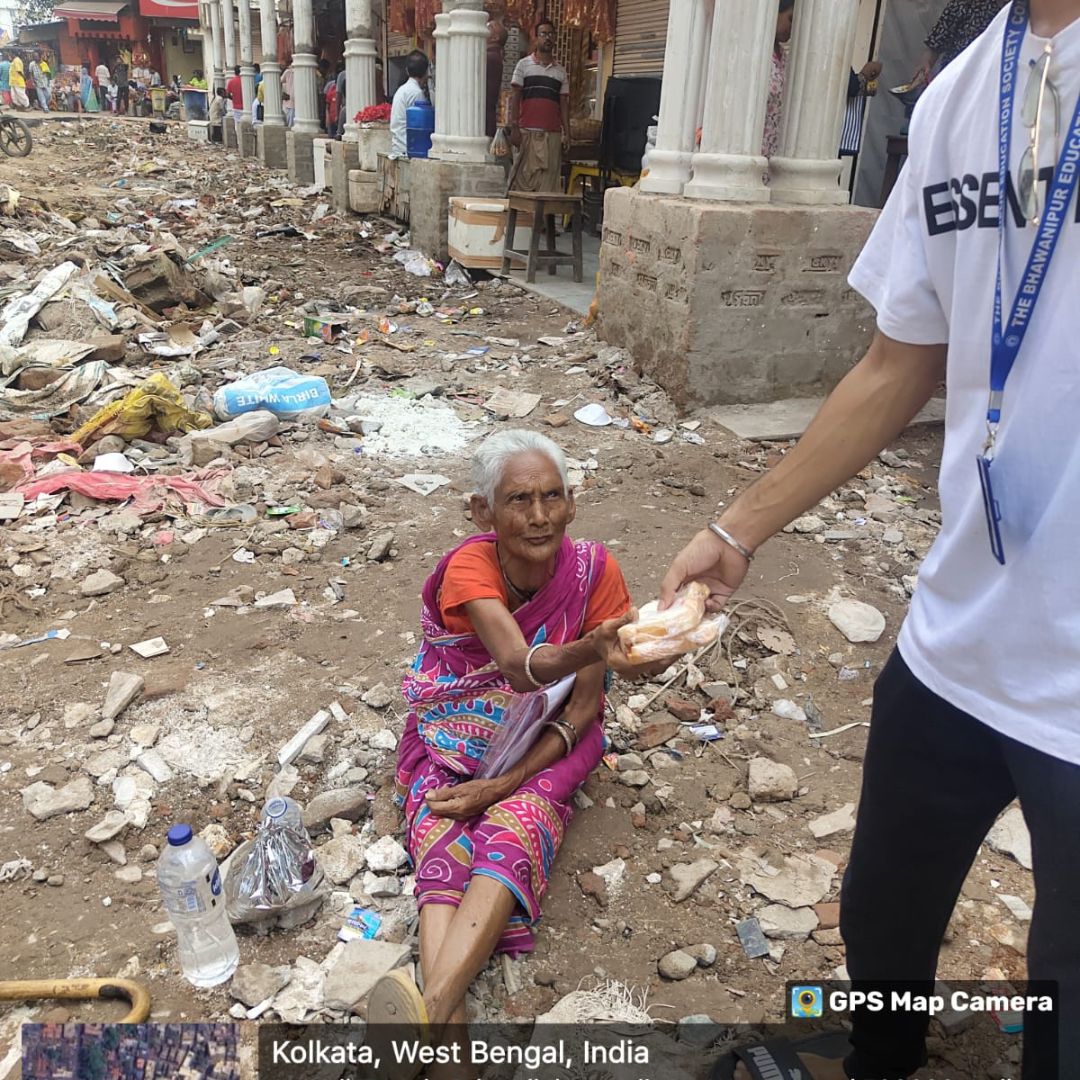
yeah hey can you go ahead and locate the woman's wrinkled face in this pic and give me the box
[475,451,574,564]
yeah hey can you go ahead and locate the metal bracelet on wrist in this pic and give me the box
[708,522,754,561]
[544,720,575,756]
[524,642,555,689]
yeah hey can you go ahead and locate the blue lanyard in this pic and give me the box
[989,1,1080,442]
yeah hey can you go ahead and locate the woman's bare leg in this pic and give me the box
[422,875,516,1029]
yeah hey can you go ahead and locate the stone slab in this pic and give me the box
[258,124,288,170]
[701,395,947,442]
[287,130,317,185]
[597,188,880,408]
[238,120,257,158]
[348,170,379,214]
[186,120,210,143]
[331,140,360,215]
[223,115,238,150]
[408,157,506,262]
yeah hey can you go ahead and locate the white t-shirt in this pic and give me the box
[850,5,1080,765]
[389,77,427,158]
[95,64,111,87]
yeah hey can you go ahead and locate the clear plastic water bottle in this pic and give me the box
[261,795,304,832]
[157,824,240,988]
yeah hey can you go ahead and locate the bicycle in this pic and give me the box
[0,107,33,157]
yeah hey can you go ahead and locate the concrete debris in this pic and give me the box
[986,806,1033,870]
[317,835,366,885]
[827,599,886,644]
[360,683,394,709]
[199,823,235,860]
[737,847,836,908]
[101,671,145,721]
[231,963,293,1008]
[808,803,857,838]
[322,939,411,1012]
[85,811,129,844]
[669,858,719,902]
[271,956,326,1023]
[303,787,370,831]
[748,758,798,803]
[22,776,94,821]
[80,569,125,597]
[364,835,408,873]
[758,903,819,940]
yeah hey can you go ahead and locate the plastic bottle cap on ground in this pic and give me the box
[167,823,193,846]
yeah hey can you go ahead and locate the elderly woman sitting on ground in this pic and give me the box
[368,429,634,1039]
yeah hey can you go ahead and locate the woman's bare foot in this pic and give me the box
[734,1051,849,1080]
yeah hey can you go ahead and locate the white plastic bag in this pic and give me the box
[214,367,331,420]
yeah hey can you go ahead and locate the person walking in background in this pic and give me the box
[334,64,346,138]
[225,64,243,124]
[208,86,226,141]
[112,55,128,114]
[915,0,1008,82]
[29,53,49,111]
[506,20,569,192]
[9,52,29,109]
[80,64,99,112]
[389,50,429,158]
[0,53,9,106]
[281,61,295,127]
[253,62,263,121]
[94,59,110,110]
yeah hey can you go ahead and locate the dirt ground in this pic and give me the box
[0,119,1034,1079]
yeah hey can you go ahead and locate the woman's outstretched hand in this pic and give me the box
[588,612,670,680]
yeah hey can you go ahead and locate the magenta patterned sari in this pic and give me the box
[394,532,609,954]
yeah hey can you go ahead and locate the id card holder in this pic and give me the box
[976,454,1006,565]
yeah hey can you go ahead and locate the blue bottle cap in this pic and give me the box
[265,797,287,819]
[167,823,193,847]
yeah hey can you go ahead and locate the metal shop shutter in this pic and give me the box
[613,0,670,77]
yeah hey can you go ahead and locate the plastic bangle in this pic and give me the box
[708,522,754,561]
[550,717,579,750]
[524,642,555,689]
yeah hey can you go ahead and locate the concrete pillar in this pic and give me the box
[290,0,319,135]
[768,0,859,205]
[439,0,488,162]
[221,0,237,71]
[683,0,774,203]
[640,0,714,196]
[257,0,286,166]
[198,2,213,87]
[286,0,319,181]
[237,0,256,120]
[208,0,225,90]
[342,0,377,141]
[428,8,450,158]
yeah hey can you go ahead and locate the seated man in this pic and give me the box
[369,429,633,1039]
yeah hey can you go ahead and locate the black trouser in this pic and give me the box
[96,84,106,109]
[116,82,128,113]
[841,650,1077,1079]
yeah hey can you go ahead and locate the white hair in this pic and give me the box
[471,429,569,507]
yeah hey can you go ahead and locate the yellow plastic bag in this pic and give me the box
[72,372,213,446]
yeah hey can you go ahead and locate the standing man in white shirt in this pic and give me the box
[94,59,111,112]
[648,0,1080,1076]
[389,50,429,159]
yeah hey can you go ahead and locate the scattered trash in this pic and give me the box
[92,453,135,473]
[338,905,382,943]
[444,260,471,287]
[130,637,170,658]
[303,315,346,343]
[72,373,213,446]
[484,388,541,419]
[395,473,451,496]
[574,403,613,427]
[736,918,771,959]
[214,367,331,420]
[0,262,79,347]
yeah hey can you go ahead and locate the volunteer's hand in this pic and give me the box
[658,527,750,612]
[861,61,883,81]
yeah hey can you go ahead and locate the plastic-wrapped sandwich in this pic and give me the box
[618,581,729,663]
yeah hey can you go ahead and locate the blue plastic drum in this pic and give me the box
[406,100,434,158]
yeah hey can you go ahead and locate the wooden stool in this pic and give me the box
[501,191,583,284]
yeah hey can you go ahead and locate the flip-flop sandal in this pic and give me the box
[711,1031,853,1079]
[365,970,430,1080]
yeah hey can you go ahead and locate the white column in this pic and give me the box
[221,0,237,71]
[640,0,714,196]
[429,7,450,157]
[440,0,488,161]
[259,0,284,125]
[208,0,225,90]
[768,0,859,204]
[198,2,213,86]
[342,0,377,140]
[290,0,320,134]
[683,0,774,203]
[237,0,256,120]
